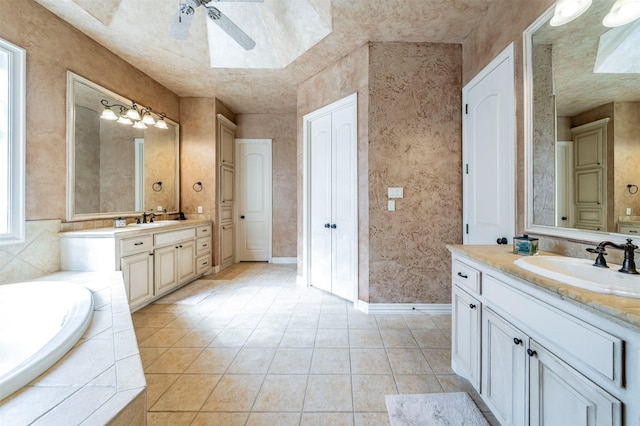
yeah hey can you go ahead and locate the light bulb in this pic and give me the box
[550,0,592,26]
[100,107,118,121]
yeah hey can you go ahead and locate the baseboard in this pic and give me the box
[270,257,297,264]
[356,300,451,315]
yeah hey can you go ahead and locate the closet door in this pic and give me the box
[309,113,333,294]
[331,103,357,301]
[307,95,357,301]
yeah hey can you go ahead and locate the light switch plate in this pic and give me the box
[197,206,203,214]
[388,187,404,199]
[388,200,396,211]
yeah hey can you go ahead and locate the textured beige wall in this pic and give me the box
[235,113,297,258]
[367,42,462,304]
[297,42,461,304]
[0,0,180,222]
[297,43,370,300]
[180,98,235,267]
[532,44,555,226]
[613,103,640,220]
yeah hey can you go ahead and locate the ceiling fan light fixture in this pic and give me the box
[603,0,640,27]
[550,0,592,26]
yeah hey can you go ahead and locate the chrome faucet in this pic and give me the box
[587,239,639,274]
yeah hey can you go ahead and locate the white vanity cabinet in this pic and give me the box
[449,252,632,426]
[60,221,212,311]
[120,235,154,305]
[451,260,482,390]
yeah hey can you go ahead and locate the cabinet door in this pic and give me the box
[220,224,235,269]
[177,240,196,284]
[529,340,621,426]
[121,252,153,306]
[220,120,235,166]
[482,308,527,426]
[452,286,481,390]
[155,245,178,294]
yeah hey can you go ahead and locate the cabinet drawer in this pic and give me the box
[196,254,211,274]
[154,227,196,246]
[452,260,480,294]
[196,237,211,256]
[483,275,623,386]
[120,235,153,256]
[197,224,212,237]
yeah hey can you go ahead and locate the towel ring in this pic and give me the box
[152,181,163,192]
[628,184,638,194]
[193,181,203,192]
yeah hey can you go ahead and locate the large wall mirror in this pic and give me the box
[524,0,640,243]
[66,72,179,221]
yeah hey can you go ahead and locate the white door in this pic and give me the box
[236,139,272,262]
[463,44,515,244]
[306,94,357,301]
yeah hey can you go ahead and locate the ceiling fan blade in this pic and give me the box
[206,6,256,50]
[170,3,196,40]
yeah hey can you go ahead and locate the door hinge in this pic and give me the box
[465,224,469,234]
[465,104,468,114]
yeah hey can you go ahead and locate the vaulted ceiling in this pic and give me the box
[34,0,498,113]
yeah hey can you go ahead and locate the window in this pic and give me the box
[0,38,25,244]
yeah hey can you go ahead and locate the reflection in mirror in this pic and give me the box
[67,72,179,221]
[526,0,640,240]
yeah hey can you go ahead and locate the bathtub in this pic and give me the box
[0,281,94,401]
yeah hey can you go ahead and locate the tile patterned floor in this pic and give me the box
[132,262,495,425]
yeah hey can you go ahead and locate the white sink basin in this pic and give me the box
[515,256,640,298]
[127,220,181,228]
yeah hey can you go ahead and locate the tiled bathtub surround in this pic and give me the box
[0,271,145,425]
[0,220,61,285]
[134,262,495,425]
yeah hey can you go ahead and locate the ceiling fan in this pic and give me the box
[170,0,264,50]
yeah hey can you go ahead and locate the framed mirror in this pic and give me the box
[524,1,640,243]
[66,72,179,221]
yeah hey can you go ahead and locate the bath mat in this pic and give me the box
[385,392,489,426]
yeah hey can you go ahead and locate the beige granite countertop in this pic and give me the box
[59,219,212,238]
[447,245,640,332]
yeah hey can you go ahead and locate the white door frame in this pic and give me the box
[462,43,515,244]
[234,138,273,263]
[302,93,358,302]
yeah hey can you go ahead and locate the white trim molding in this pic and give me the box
[356,300,452,316]
[270,257,297,264]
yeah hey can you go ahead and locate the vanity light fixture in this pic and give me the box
[99,99,168,130]
[550,0,592,26]
[603,0,640,26]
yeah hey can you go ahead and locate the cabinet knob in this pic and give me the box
[331,224,337,229]
[457,272,468,279]
[324,223,331,228]
[149,253,154,256]
[513,338,522,345]
[240,215,245,219]
[469,303,476,309]
[527,349,537,357]
[134,242,144,246]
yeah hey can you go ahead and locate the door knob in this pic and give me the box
[240,215,245,219]
[324,223,331,228]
